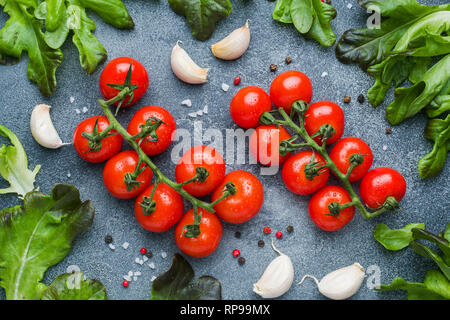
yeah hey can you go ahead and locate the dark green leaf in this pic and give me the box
[0,184,95,300]
[444,224,450,242]
[78,0,134,29]
[426,81,450,118]
[150,254,222,300]
[168,0,232,41]
[273,0,293,23]
[374,223,425,251]
[290,0,313,34]
[41,272,107,300]
[46,0,65,32]
[412,227,450,259]
[303,0,336,47]
[411,242,450,281]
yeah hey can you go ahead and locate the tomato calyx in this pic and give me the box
[381,196,400,211]
[326,201,342,217]
[310,124,335,146]
[124,160,148,192]
[106,62,139,115]
[348,152,367,166]
[181,207,203,238]
[133,117,166,144]
[81,118,118,152]
[304,153,328,181]
[179,167,210,187]
[290,100,309,117]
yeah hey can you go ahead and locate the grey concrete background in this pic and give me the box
[0,0,448,300]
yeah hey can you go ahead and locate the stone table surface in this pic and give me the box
[0,0,449,300]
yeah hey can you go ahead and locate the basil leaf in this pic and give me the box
[273,0,293,23]
[386,54,450,125]
[411,242,450,281]
[374,223,425,251]
[0,124,41,198]
[150,254,222,300]
[0,184,95,300]
[78,0,134,29]
[426,80,450,118]
[41,272,107,300]
[303,0,336,47]
[378,271,449,300]
[412,227,450,260]
[168,0,232,41]
[419,115,450,179]
[290,0,313,34]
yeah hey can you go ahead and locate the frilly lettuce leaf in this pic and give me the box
[41,272,107,300]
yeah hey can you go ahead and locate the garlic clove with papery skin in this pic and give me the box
[299,263,365,300]
[171,41,209,84]
[30,104,70,149]
[211,20,251,60]
[253,240,294,299]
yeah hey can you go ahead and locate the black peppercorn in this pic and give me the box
[386,128,392,134]
[344,96,351,103]
[104,235,113,244]
[285,57,292,64]
[238,257,246,265]
[286,225,294,233]
[357,94,365,103]
[270,64,278,72]
[235,231,241,239]
[146,251,153,258]
[258,240,265,247]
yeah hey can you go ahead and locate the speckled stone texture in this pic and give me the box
[0,0,448,300]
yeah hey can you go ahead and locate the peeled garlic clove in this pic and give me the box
[299,263,365,300]
[253,240,294,298]
[30,104,69,149]
[211,20,250,60]
[171,41,209,84]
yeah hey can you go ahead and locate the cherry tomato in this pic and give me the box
[135,183,184,233]
[174,209,223,258]
[304,101,345,145]
[329,137,373,182]
[175,145,226,197]
[229,86,273,128]
[127,106,176,156]
[99,57,149,108]
[309,185,355,231]
[282,150,329,195]
[270,70,313,113]
[103,150,153,199]
[73,115,123,163]
[359,167,406,209]
[250,125,292,166]
[212,170,264,224]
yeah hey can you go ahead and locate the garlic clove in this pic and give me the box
[30,104,70,149]
[253,240,294,299]
[171,41,209,84]
[211,20,251,60]
[299,263,365,300]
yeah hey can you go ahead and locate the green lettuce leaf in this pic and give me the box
[41,272,107,300]
[168,0,232,41]
[0,184,95,300]
[273,0,336,47]
[374,223,425,251]
[150,253,222,300]
[386,54,450,125]
[0,124,40,198]
[419,114,450,179]
[378,270,450,300]
[425,80,450,118]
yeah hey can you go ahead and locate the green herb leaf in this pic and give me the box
[0,184,95,300]
[303,0,336,47]
[168,0,232,41]
[378,270,450,300]
[0,124,40,198]
[418,114,450,179]
[374,223,425,251]
[41,272,107,300]
[425,81,450,118]
[150,253,222,300]
[410,241,450,281]
[273,0,293,23]
[386,54,450,125]
[444,224,450,242]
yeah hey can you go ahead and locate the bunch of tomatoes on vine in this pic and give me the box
[72,57,407,259]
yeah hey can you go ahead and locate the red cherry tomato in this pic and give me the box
[135,183,184,232]
[230,86,273,128]
[304,101,345,145]
[127,106,176,156]
[270,70,313,113]
[73,115,123,163]
[250,125,292,166]
[282,150,329,195]
[309,186,355,231]
[175,145,226,197]
[359,167,407,209]
[174,209,223,258]
[329,137,373,182]
[212,170,264,224]
[99,57,149,108]
[103,150,153,199]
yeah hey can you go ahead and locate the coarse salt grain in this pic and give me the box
[143,256,149,262]
[203,105,208,114]
[383,145,388,151]
[161,252,167,259]
[70,97,75,103]
[321,72,328,78]
[108,244,116,250]
[67,172,71,178]
[75,108,81,114]
[188,112,197,118]
[122,242,130,249]
[151,276,157,282]
[135,257,141,264]
[82,107,88,113]
[133,276,138,281]
[347,3,353,9]
[128,271,133,277]
[196,110,203,116]
[123,275,132,282]
[134,271,141,276]
[221,83,230,92]
[181,99,192,107]
[148,262,155,269]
